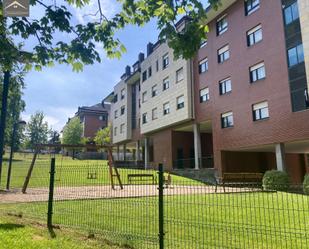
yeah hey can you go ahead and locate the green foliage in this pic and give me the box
[62,117,83,145]
[262,170,290,192]
[303,174,309,195]
[94,126,111,146]
[24,111,50,149]
[0,0,221,71]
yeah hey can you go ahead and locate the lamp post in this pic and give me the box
[6,120,26,190]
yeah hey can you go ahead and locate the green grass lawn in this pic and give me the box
[0,214,129,249]
[0,153,200,190]
[1,191,308,249]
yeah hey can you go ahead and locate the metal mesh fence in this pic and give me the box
[0,151,308,249]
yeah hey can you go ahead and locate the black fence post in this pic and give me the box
[158,163,165,249]
[47,157,56,233]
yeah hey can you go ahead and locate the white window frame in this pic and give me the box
[200,87,210,103]
[142,91,147,103]
[163,102,170,115]
[163,53,169,69]
[152,85,158,97]
[177,95,185,110]
[219,78,232,95]
[253,101,269,121]
[250,62,266,82]
[199,58,208,74]
[163,77,170,91]
[247,24,262,46]
[217,15,228,35]
[152,108,158,120]
[176,67,184,83]
[218,45,230,63]
[221,111,234,128]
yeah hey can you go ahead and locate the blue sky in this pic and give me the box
[21,0,159,131]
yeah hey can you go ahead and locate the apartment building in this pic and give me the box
[75,103,110,139]
[106,0,309,183]
[104,54,145,161]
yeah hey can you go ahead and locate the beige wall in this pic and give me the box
[140,42,193,134]
[299,0,309,90]
[111,80,132,144]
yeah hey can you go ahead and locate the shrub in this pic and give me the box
[303,174,309,195]
[262,170,290,191]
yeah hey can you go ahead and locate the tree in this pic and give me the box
[62,117,83,145]
[0,0,221,72]
[24,111,50,149]
[0,68,26,148]
[94,126,111,146]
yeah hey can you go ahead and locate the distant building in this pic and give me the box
[75,103,111,139]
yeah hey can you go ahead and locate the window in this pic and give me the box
[221,112,234,128]
[121,106,125,115]
[142,91,147,103]
[148,67,152,78]
[177,95,185,109]
[216,15,228,36]
[114,110,118,119]
[152,108,158,120]
[245,0,260,16]
[142,113,148,124]
[99,115,103,120]
[218,45,230,63]
[247,25,262,46]
[199,58,208,74]
[219,78,232,95]
[142,71,147,82]
[120,124,125,134]
[250,62,266,82]
[200,39,207,48]
[113,94,118,103]
[152,85,158,97]
[288,44,304,67]
[163,53,169,69]
[253,101,269,121]
[163,77,170,91]
[176,68,184,82]
[163,102,170,115]
[156,60,159,71]
[200,88,210,103]
[114,127,117,136]
[121,89,125,100]
[284,2,299,25]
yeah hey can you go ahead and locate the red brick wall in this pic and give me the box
[194,0,309,173]
[84,114,108,138]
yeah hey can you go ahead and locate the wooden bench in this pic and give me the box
[127,173,156,185]
[215,173,263,192]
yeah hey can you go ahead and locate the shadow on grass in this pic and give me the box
[0,223,24,230]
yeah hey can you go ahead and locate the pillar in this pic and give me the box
[117,145,120,160]
[275,143,286,171]
[136,140,140,162]
[193,123,202,170]
[123,144,127,161]
[144,137,149,169]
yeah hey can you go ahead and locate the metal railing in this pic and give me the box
[0,155,308,249]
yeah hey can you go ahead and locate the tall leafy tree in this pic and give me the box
[24,111,50,149]
[62,117,83,145]
[0,0,221,72]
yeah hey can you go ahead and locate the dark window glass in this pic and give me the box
[142,113,147,124]
[288,44,304,67]
[200,88,209,103]
[219,79,232,95]
[199,59,208,74]
[247,25,262,46]
[218,46,230,63]
[284,2,299,25]
[148,67,152,77]
[142,71,147,82]
[217,17,228,36]
[253,102,269,121]
[163,54,169,69]
[245,0,260,16]
[121,106,125,115]
[221,112,234,128]
[250,63,266,82]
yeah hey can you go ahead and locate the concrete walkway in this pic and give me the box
[0,185,258,204]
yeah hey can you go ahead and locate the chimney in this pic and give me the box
[147,42,153,56]
[138,53,145,63]
[125,65,131,76]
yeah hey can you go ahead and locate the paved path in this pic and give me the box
[0,185,258,204]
